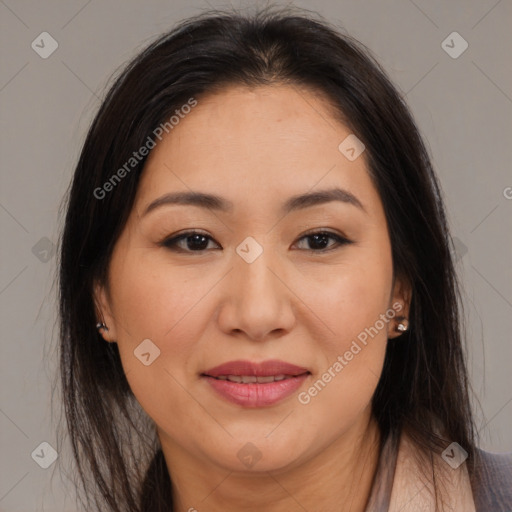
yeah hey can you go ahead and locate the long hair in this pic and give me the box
[59,6,478,511]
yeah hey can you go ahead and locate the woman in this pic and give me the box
[58,7,512,512]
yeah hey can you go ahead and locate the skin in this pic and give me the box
[95,84,411,512]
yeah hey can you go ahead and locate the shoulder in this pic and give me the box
[470,448,512,512]
[388,432,477,511]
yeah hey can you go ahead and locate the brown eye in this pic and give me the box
[294,231,353,252]
[161,231,220,252]
[160,230,353,254]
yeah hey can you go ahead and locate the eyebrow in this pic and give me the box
[142,187,365,216]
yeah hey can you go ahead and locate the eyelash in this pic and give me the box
[159,230,353,253]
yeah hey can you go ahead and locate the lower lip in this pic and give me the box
[203,374,310,407]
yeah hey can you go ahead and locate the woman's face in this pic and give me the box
[96,84,409,474]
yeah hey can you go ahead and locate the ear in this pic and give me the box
[93,280,118,342]
[387,274,412,340]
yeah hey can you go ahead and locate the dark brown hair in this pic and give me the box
[59,6,478,511]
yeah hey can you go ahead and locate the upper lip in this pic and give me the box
[203,359,310,377]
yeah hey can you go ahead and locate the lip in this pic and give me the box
[202,359,310,407]
[204,359,309,377]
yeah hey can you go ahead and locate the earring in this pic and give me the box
[96,322,109,332]
[395,317,409,333]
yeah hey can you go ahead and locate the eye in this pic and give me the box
[160,230,353,253]
[293,231,353,252]
[160,231,220,252]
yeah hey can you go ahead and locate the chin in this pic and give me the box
[199,432,314,474]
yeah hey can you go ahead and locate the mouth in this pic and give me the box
[211,374,304,383]
[201,359,311,407]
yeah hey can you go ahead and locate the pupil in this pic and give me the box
[188,234,207,250]
[310,234,328,249]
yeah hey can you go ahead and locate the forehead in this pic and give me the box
[136,84,381,217]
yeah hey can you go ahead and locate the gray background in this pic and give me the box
[1,0,511,510]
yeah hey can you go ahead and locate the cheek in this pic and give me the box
[297,243,393,412]
[307,244,393,353]
[110,251,212,345]
[107,252,220,405]
[108,255,217,434]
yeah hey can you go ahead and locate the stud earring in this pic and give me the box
[96,322,109,332]
[395,317,409,333]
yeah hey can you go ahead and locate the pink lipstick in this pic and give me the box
[202,359,310,407]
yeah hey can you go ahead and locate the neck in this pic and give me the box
[160,408,382,512]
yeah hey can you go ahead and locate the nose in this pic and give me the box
[216,243,296,342]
